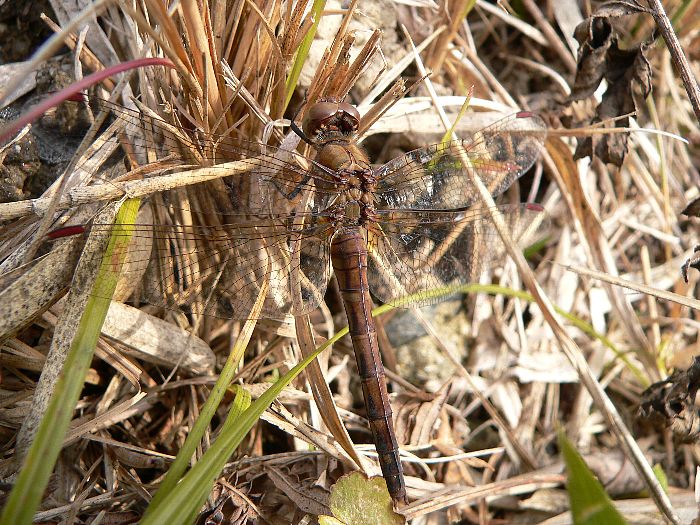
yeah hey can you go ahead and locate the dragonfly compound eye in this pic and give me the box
[303,100,361,138]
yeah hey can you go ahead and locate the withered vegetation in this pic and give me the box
[1,1,700,523]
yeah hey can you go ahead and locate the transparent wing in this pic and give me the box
[51,99,340,319]
[85,215,333,320]
[87,98,344,214]
[49,101,546,318]
[366,204,546,308]
[373,112,546,210]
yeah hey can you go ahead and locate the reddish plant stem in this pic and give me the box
[0,57,175,143]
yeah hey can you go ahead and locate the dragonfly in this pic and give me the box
[45,97,547,504]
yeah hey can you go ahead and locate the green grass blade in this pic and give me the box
[143,387,252,524]
[0,198,140,525]
[181,386,252,522]
[143,277,269,518]
[141,326,348,525]
[559,431,628,525]
[440,87,472,144]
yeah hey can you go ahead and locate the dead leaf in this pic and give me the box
[101,301,215,375]
[680,198,700,281]
[681,196,700,218]
[638,356,700,442]
[593,0,650,18]
[569,6,652,166]
[581,450,646,496]
[267,466,331,515]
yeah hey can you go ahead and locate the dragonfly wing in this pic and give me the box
[91,98,341,214]
[374,112,546,210]
[89,218,333,320]
[367,204,546,308]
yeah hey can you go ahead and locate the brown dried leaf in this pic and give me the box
[394,385,450,447]
[594,0,650,18]
[638,356,700,442]
[267,466,331,515]
[570,12,652,166]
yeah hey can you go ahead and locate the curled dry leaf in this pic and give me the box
[569,7,652,166]
[592,0,650,18]
[267,466,331,516]
[101,302,215,375]
[638,355,700,442]
[681,197,700,218]
[680,197,700,282]
[680,244,700,283]
[391,384,454,468]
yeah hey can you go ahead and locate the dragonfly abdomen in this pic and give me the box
[330,228,406,503]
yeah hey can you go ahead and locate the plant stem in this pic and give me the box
[648,0,700,125]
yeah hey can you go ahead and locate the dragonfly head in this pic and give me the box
[302,100,360,141]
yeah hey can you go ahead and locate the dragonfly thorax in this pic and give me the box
[313,139,377,224]
[328,195,377,227]
[315,142,370,175]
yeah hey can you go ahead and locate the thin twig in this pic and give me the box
[647,0,700,125]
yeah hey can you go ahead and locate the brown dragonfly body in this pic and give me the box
[304,101,405,499]
[331,229,403,499]
[46,98,547,505]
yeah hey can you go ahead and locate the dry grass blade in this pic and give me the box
[3,0,700,522]
[404,23,679,524]
[404,473,565,520]
[0,158,266,221]
[295,314,370,473]
[425,0,476,74]
[566,263,700,311]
